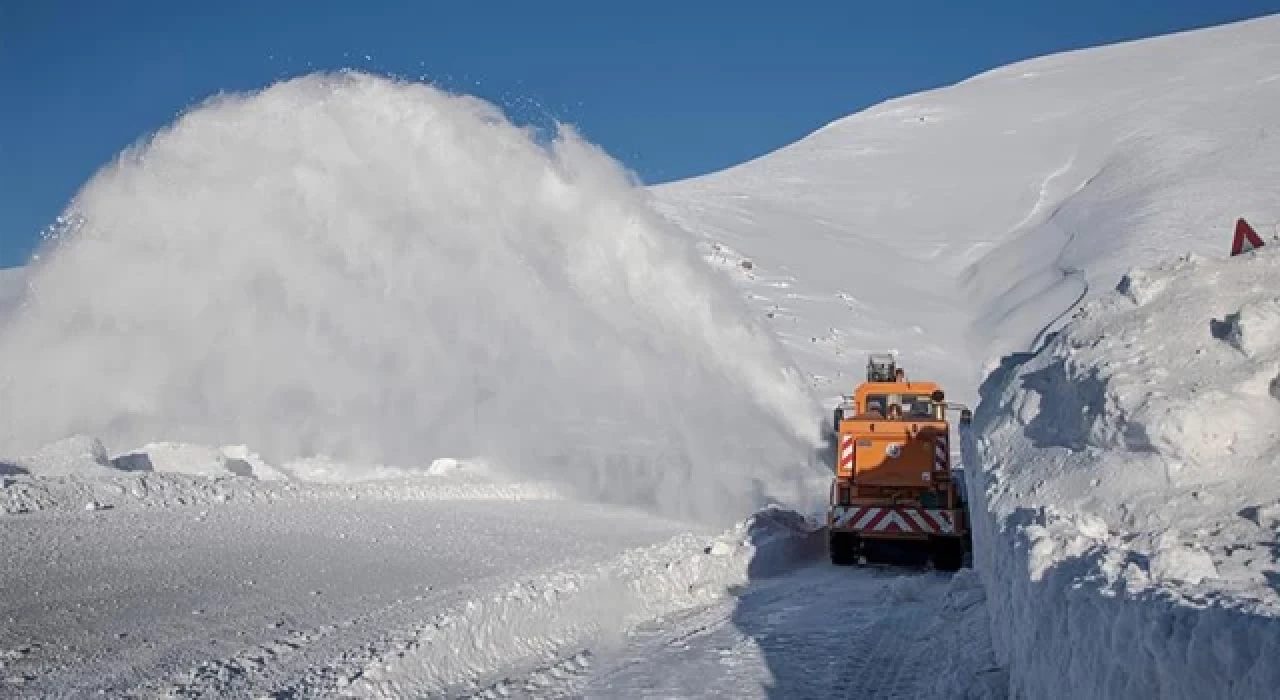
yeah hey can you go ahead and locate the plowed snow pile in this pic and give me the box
[964,246,1280,699]
[0,71,825,525]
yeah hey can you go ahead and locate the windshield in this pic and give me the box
[865,394,935,418]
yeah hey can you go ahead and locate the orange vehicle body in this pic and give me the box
[827,360,969,570]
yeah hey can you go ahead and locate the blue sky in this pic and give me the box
[2,0,1279,268]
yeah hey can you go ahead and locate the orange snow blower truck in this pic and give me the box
[828,354,972,571]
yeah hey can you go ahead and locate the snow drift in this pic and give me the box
[963,246,1280,699]
[0,436,565,516]
[0,71,825,525]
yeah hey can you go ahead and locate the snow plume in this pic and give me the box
[0,71,824,525]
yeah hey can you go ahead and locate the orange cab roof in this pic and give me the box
[853,381,941,398]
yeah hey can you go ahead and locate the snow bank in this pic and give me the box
[340,506,824,698]
[112,441,288,480]
[963,247,1280,699]
[1,435,116,478]
[892,569,1007,700]
[0,71,825,526]
[0,435,567,514]
[0,468,564,517]
[0,437,565,515]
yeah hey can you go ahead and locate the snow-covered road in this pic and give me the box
[0,495,696,698]
[497,564,1002,700]
[1,481,1003,700]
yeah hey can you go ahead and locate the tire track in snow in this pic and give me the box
[829,603,935,699]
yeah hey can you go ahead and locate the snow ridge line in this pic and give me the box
[1023,164,1106,355]
[1008,154,1078,235]
[1026,264,1087,356]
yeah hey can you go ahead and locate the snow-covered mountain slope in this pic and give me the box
[654,14,1280,407]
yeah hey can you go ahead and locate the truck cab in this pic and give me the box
[828,354,970,570]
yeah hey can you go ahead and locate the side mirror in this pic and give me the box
[959,409,973,426]
[930,389,945,402]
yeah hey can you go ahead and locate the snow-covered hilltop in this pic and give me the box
[654,14,1280,406]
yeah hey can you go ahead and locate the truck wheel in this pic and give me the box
[829,532,858,566]
[931,537,964,572]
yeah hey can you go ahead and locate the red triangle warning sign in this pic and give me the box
[1230,218,1265,256]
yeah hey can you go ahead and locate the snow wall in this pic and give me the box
[961,247,1280,699]
[0,71,827,526]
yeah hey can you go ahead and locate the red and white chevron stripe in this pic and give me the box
[838,433,855,474]
[830,505,956,534]
[934,433,948,471]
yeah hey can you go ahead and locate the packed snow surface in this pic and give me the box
[0,72,825,525]
[0,496,825,698]
[567,567,1002,700]
[0,495,666,696]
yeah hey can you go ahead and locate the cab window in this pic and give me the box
[865,396,886,415]
[865,394,933,418]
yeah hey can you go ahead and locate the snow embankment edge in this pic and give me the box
[337,506,826,698]
[961,249,1280,699]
